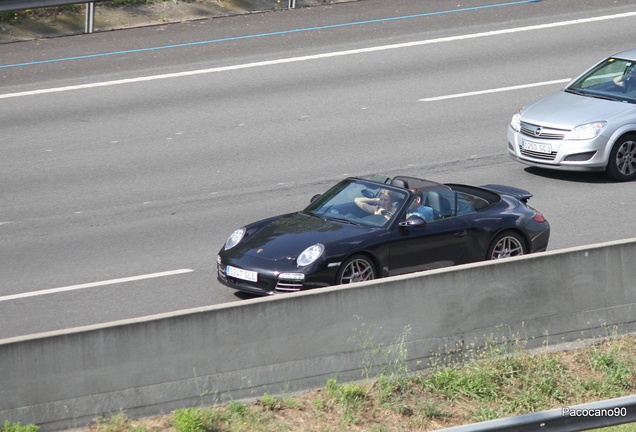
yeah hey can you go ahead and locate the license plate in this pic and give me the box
[522,140,552,154]
[226,265,258,282]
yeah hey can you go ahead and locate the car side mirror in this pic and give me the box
[399,215,427,227]
[310,194,321,203]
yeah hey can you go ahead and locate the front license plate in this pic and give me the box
[522,140,552,154]
[226,265,258,282]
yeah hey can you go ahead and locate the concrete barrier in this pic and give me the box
[2,238,636,431]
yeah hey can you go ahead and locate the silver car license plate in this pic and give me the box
[522,140,552,154]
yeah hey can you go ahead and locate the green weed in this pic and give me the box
[312,397,328,411]
[589,350,633,388]
[226,401,250,420]
[172,407,220,432]
[1,421,39,432]
[325,378,368,423]
[93,413,132,432]
[470,406,501,423]
[259,393,280,411]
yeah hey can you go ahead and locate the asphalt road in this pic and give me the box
[2,0,636,339]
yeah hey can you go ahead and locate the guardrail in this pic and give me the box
[0,0,298,34]
[439,394,636,432]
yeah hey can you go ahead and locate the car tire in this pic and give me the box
[336,255,376,285]
[606,134,636,182]
[487,231,526,260]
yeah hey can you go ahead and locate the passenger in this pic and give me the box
[355,189,397,219]
[406,189,434,222]
[613,66,636,91]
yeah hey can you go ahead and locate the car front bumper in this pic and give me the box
[216,254,334,296]
[507,126,610,172]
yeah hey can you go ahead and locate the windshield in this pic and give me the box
[303,179,409,228]
[567,57,636,104]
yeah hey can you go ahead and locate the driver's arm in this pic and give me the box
[354,197,379,214]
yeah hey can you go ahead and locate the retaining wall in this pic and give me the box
[2,238,636,431]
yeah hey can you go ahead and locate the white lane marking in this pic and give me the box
[419,78,572,101]
[0,269,194,303]
[1,11,635,100]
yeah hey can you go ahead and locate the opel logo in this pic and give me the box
[534,127,542,137]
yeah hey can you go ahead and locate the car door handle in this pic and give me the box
[454,230,467,237]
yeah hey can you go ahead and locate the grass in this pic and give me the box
[5,333,634,432]
[1,421,39,432]
[596,426,636,432]
[0,0,171,23]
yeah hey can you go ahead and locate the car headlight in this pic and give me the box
[224,227,246,250]
[510,110,522,132]
[565,121,607,140]
[297,243,324,267]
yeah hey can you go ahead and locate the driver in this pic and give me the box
[354,189,397,219]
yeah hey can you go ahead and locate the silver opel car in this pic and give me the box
[508,48,636,182]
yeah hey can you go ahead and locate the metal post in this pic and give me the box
[288,0,296,8]
[85,2,94,33]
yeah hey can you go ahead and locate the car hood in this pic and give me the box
[234,212,374,260]
[522,91,636,129]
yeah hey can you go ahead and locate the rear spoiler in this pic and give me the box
[481,184,533,202]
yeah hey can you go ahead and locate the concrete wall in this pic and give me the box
[2,238,636,431]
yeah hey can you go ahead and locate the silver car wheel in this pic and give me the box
[338,256,375,284]
[489,233,525,260]
[607,135,636,182]
[615,139,636,177]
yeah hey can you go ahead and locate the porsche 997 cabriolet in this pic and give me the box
[217,175,550,296]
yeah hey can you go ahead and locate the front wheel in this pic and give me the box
[336,255,376,285]
[606,135,636,182]
[487,232,526,260]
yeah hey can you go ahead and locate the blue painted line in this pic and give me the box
[0,0,538,69]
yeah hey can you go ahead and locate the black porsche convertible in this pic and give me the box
[217,175,550,296]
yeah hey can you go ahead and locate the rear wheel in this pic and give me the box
[487,232,526,260]
[606,134,636,182]
[337,255,376,285]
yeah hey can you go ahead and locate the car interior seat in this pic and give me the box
[439,195,453,218]
[424,191,441,218]
[390,178,409,188]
